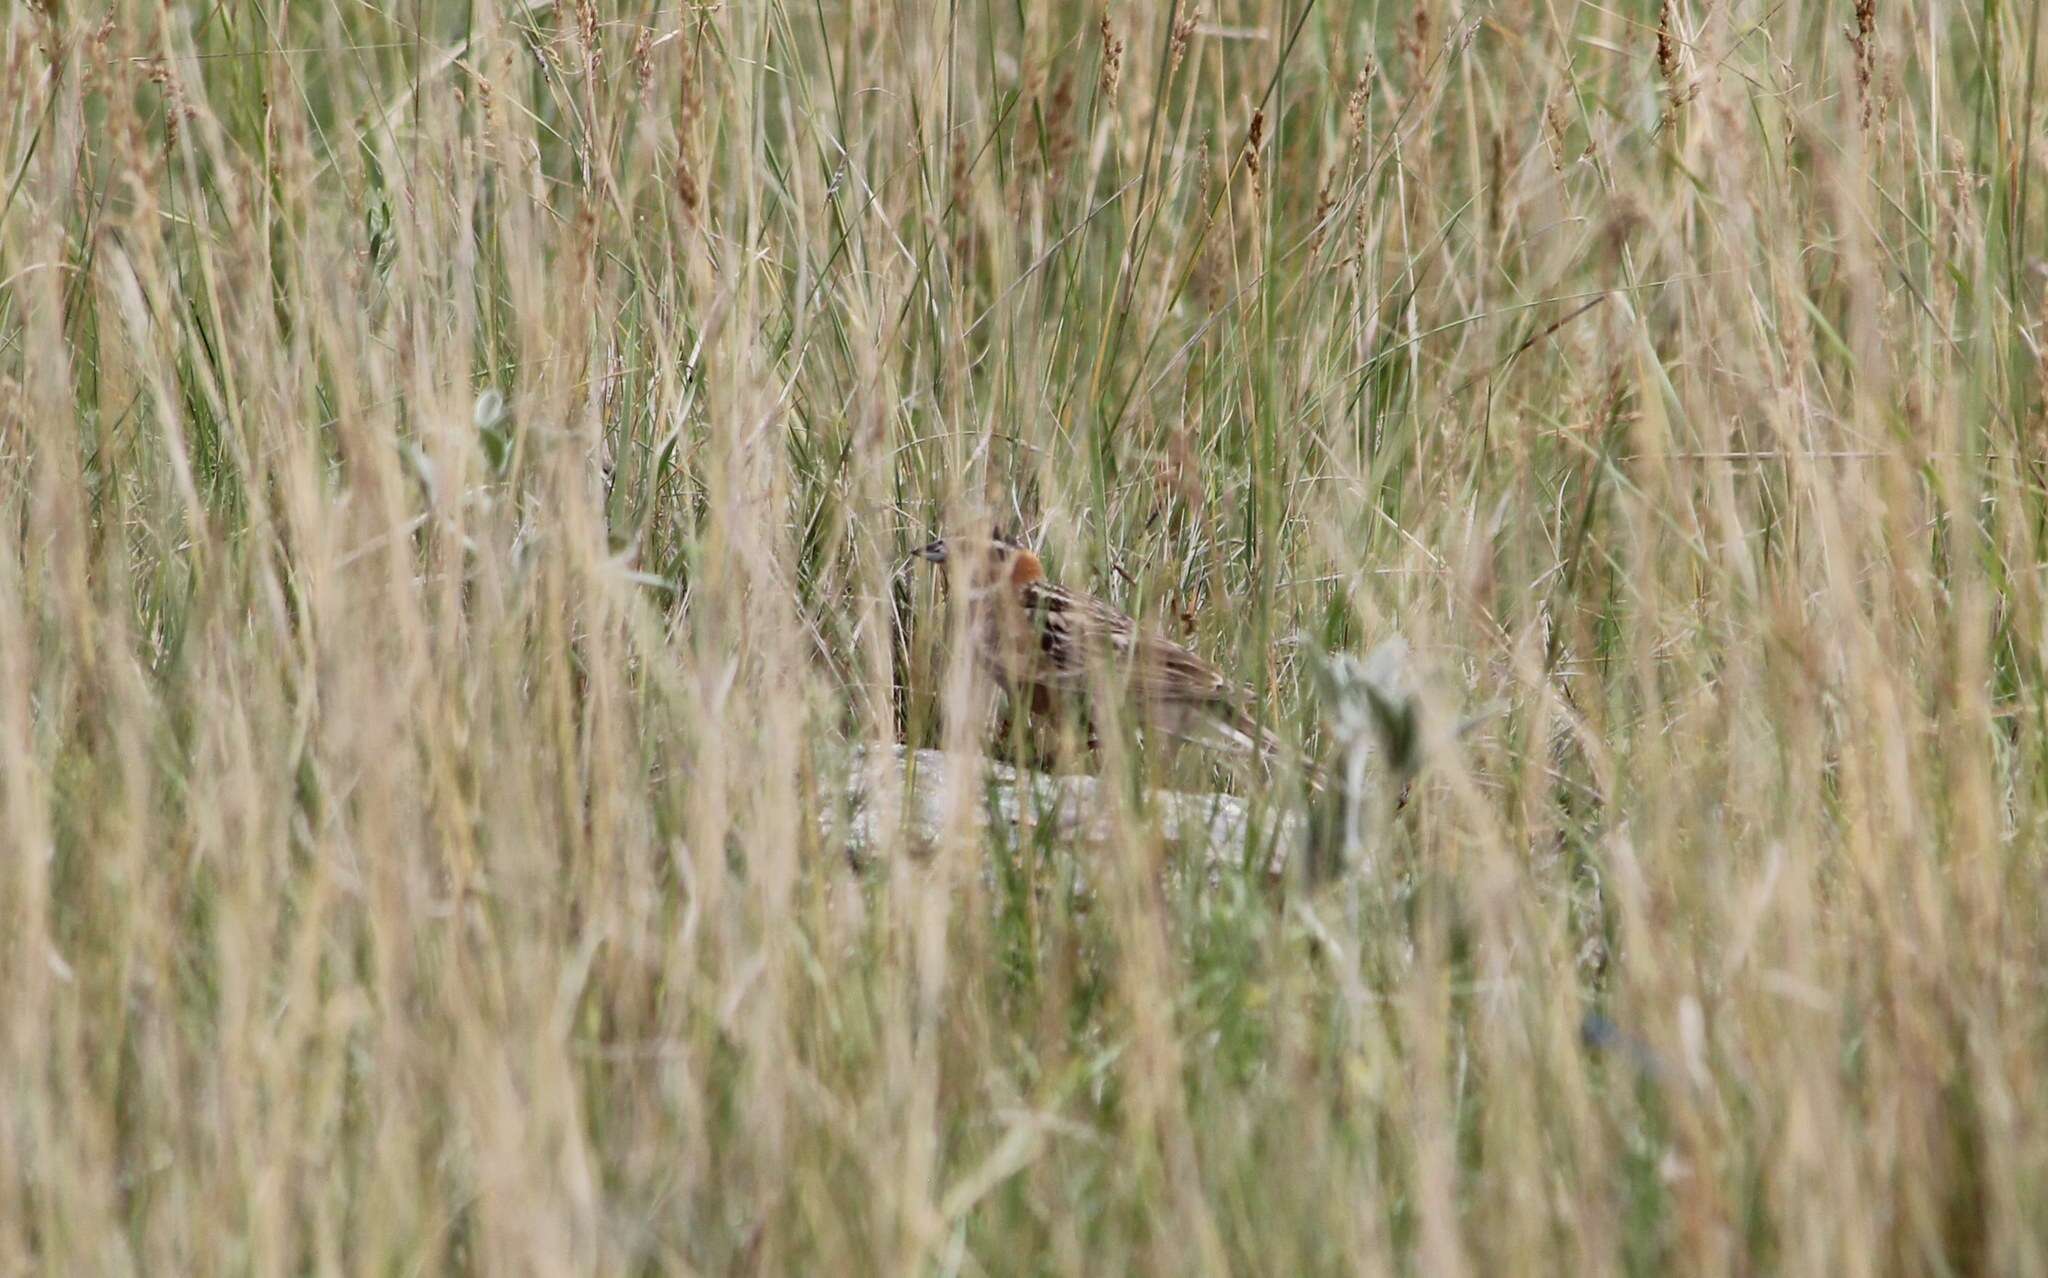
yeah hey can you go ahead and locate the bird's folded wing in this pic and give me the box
[1024,583,1240,706]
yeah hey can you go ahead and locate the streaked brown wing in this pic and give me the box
[1021,582,1241,706]
[1125,630,1237,706]
[1017,583,1125,691]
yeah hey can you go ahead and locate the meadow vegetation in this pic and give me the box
[2,0,2045,1270]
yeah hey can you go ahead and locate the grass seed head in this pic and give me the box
[1099,9,1124,106]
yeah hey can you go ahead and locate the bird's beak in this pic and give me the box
[910,539,948,564]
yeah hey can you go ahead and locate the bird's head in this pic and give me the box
[910,532,1044,595]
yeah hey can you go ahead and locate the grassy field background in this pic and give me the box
[3,0,2046,1271]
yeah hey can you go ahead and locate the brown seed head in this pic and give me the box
[1099,10,1125,105]
[1170,9,1200,76]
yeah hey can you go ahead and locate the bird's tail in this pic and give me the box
[1208,708,1324,792]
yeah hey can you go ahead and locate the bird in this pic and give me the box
[910,532,1294,767]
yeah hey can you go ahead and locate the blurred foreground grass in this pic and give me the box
[2,0,2045,1271]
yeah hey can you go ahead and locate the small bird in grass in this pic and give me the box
[911,532,1294,767]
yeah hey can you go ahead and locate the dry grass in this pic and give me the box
[2,0,2045,1271]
